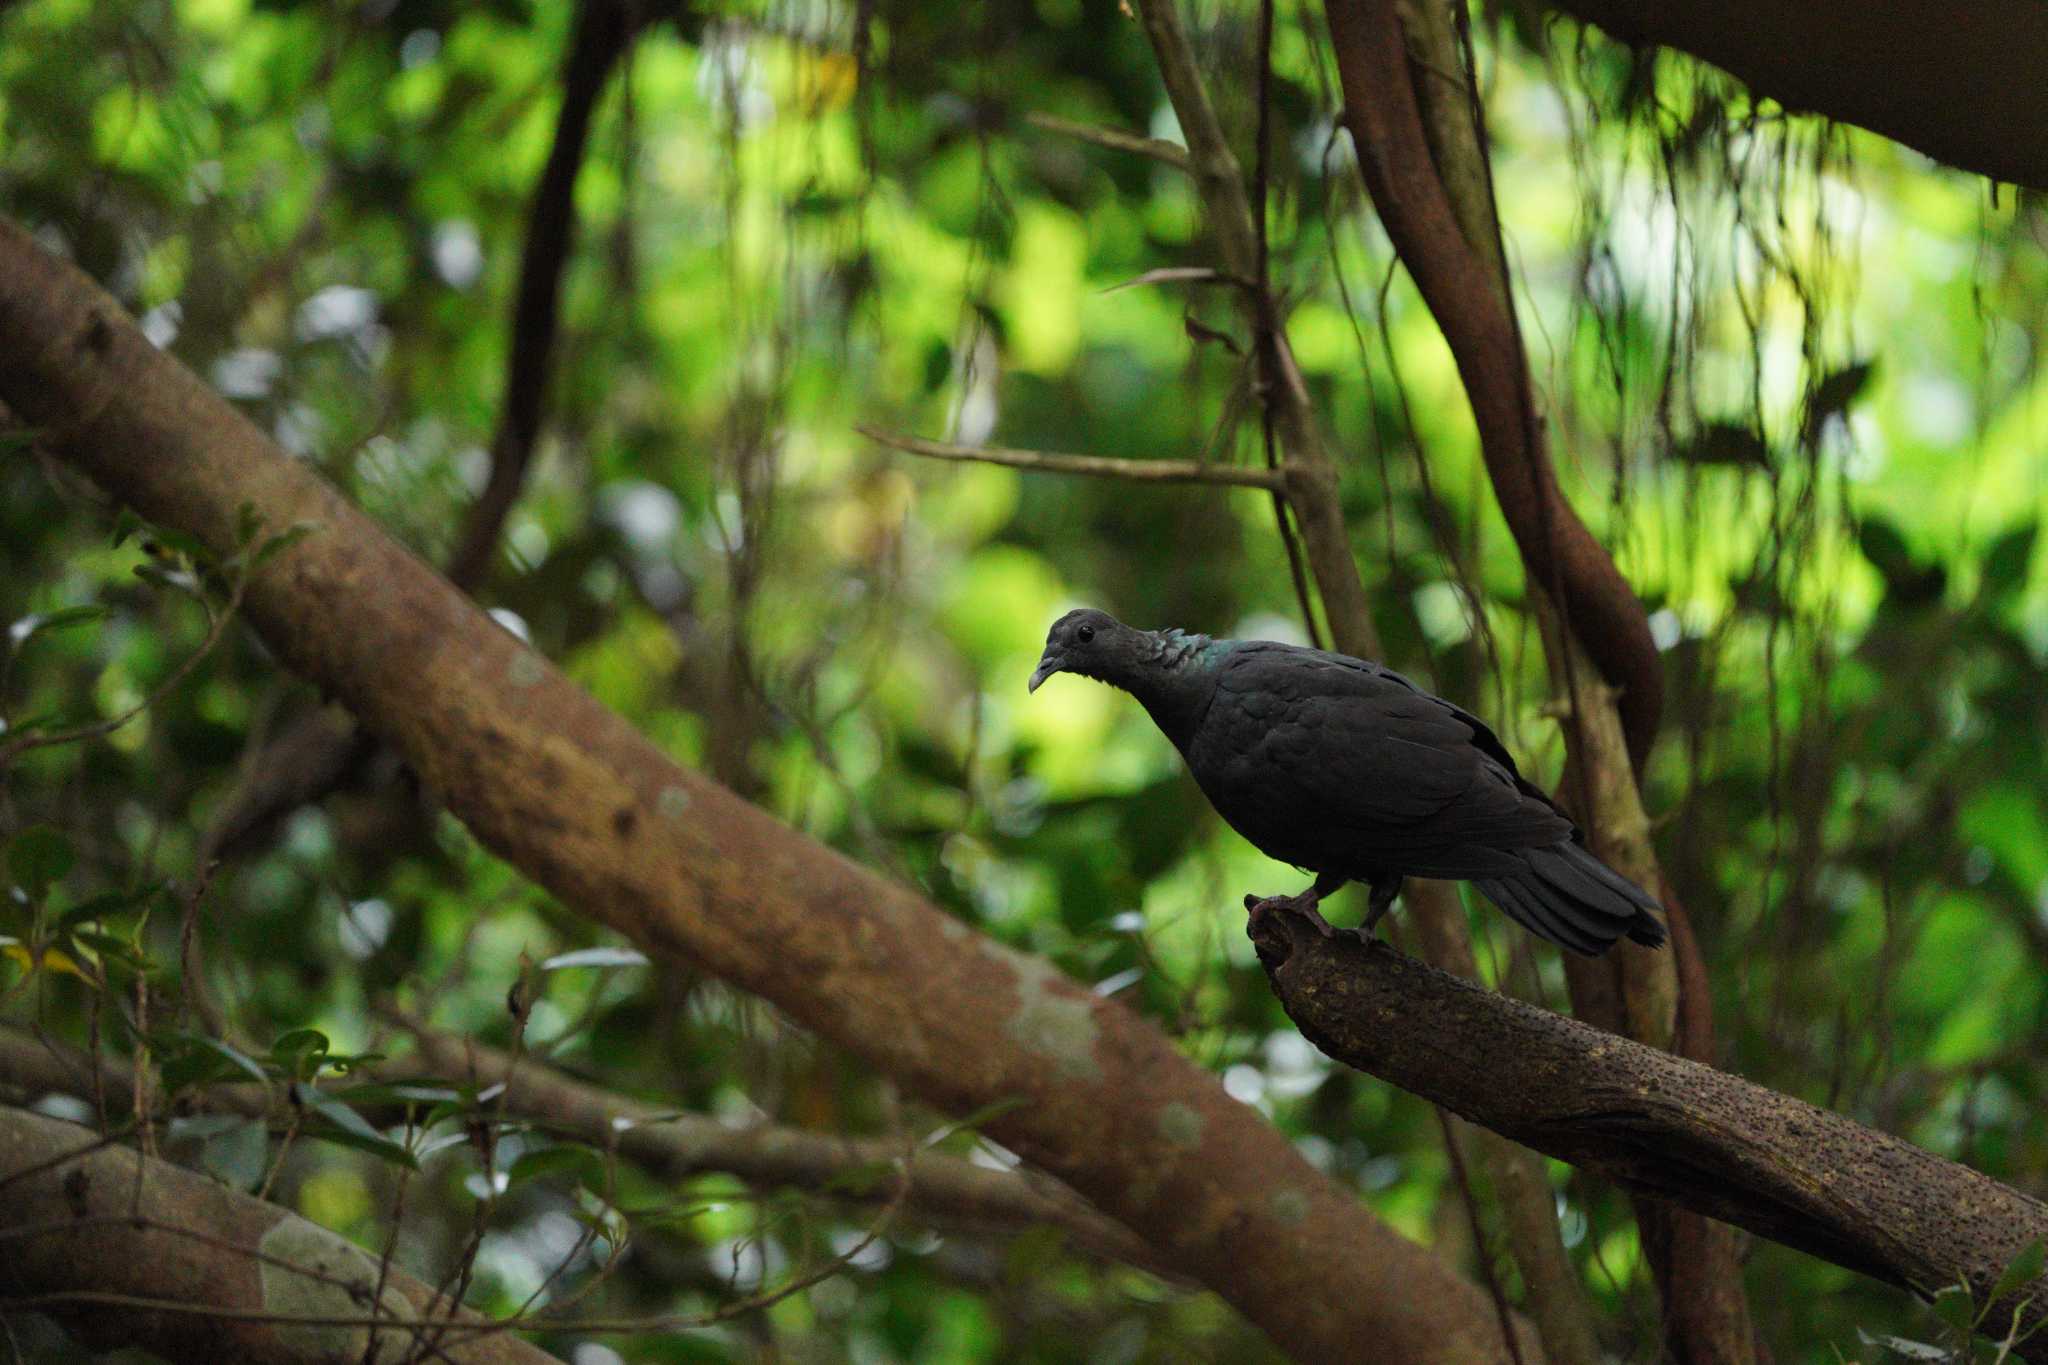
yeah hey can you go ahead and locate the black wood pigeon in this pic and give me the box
[1028,608,1666,955]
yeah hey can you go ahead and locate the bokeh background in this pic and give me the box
[4,0,2046,1358]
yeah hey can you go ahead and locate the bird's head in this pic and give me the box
[1027,608,1144,692]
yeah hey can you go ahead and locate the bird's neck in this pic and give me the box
[1120,630,1218,747]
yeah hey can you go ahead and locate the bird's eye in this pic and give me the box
[1076,624,1095,644]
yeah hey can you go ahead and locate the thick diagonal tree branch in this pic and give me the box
[1248,913,2048,1360]
[0,218,1533,1365]
[0,1105,563,1365]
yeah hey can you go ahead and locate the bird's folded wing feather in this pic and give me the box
[1210,647,1571,851]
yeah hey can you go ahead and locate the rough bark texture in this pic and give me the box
[1542,0,2048,191]
[1249,912,2048,1359]
[0,1105,562,1364]
[0,217,1532,1365]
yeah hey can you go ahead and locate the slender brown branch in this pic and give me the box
[1023,111,1192,174]
[1131,0,1380,662]
[445,0,647,592]
[1323,0,1664,769]
[1249,912,2048,1362]
[377,1018,1176,1276]
[0,1017,1175,1279]
[1130,8,1597,1357]
[857,426,1286,490]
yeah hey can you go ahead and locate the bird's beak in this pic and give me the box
[1027,651,1063,693]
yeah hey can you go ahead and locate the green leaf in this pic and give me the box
[292,1082,418,1169]
[509,1144,607,1191]
[923,1095,1028,1147]
[58,885,157,930]
[157,1032,272,1092]
[540,946,651,971]
[1987,1238,2046,1317]
[0,710,61,738]
[270,1028,332,1080]
[1981,523,2037,603]
[413,1130,476,1162]
[334,1081,463,1109]
[144,527,211,563]
[8,605,108,649]
[319,1051,385,1075]
[1803,359,1877,445]
[109,507,146,549]
[1670,422,1771,469]
[132,562,188,592]
[1857,517,1946,603]
[252,522,315,568]
[1929,1282,1976,1335]
[7,826,75,898]
[70,929,149,968]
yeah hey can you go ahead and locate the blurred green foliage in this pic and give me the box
[3,0,2047,1360]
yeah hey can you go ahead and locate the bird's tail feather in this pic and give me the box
[1473,841,1667,956]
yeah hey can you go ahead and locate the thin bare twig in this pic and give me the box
[858,426,1286,490]
[1024,111,1191,174]
[0,577,244,770]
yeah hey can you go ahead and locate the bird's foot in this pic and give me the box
[1243,891,1356,940]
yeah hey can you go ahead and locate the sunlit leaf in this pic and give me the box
[0,937,91,981]
[1930,1282,1976,1334]
[540,945,651,971]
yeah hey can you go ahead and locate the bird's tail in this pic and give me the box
[1472,841,1667,956]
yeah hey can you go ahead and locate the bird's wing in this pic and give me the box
[1206,644,1571,852]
